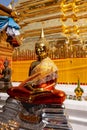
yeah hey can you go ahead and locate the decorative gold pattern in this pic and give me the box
[19,112,41,124]
[0,120,20,130]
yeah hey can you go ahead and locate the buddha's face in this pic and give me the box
[4,61,9,68]
[35,43,47,60]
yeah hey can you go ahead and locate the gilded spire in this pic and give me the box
[8,0,14,9]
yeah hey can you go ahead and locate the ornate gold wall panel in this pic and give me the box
[13,0,87,57]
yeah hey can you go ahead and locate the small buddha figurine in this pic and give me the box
[7,29,66,105]
[0,59,12,91]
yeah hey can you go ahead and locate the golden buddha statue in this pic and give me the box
[7,29,66,104]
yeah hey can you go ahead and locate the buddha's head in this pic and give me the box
[35,28,48,61]
[3,59,9,68]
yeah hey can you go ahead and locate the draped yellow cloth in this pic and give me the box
[29,57,58,89]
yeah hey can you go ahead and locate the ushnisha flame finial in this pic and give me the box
[41,27,44,38]
[35,27,49,52]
